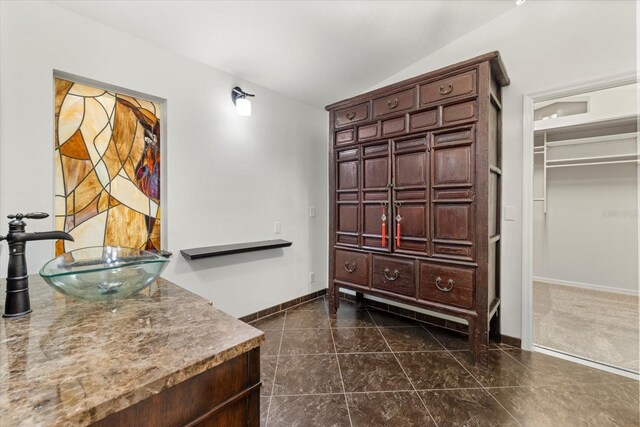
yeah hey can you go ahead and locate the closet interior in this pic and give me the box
[532,82,639,374]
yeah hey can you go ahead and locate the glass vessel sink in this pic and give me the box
[40,246,169,300]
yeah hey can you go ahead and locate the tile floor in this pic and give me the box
[248,296,639,427]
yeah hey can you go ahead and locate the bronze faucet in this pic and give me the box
[0,213,73,317]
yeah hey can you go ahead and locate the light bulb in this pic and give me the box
[236,97,252,116]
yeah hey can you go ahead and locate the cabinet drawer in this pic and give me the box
[420,70,476,106]
[372,88,416,119]
[419,263,474,308]
[335,129,355,145]
[335,249,369,286]
[442,100,477,126]
[335,103,369,128]
[372,256,415,296]
[409,109,438,132]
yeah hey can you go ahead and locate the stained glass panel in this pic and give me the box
[54,78,162,255]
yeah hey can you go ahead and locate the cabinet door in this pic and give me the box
[336,147,360,247]
[392,137,430,256]
[361,142,391,251]
[430,126,475,261]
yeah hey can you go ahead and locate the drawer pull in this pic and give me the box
[439,84,453,95]
[383,268,400,281]
[435,276,454,292]
[346,112,356,120]
[344,262,357,273]
[387,98,399,109]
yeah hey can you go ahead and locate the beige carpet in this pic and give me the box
[533,281,639,373]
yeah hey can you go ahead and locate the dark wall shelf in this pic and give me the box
[180,239,292,260]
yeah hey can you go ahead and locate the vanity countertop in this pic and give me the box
[0,275,264,426]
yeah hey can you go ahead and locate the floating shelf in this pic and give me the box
[181,239,292,260]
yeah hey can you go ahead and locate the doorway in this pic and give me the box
[522,75,639,378]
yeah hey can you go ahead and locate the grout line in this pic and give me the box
[264,310,287,427]
[370,310,440,427]
[329,315,354,427]
[420,325,523,427]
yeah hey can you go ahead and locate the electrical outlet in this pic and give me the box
[309,272,315,283]
[504,206,516,221]
[274,222,281,234]
[309,206,316,217]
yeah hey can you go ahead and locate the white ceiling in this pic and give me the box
[52,1,515,107]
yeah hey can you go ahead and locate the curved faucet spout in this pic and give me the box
[6,231,74,243]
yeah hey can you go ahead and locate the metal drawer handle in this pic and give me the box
[344,262,357,273]
[439,84,453,95]
[387,98,399,109]
[383,268,400,281]
[346,112,356,120]
[435,276,454,292]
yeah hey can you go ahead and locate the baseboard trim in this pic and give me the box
[501,335,522,348]
[534,276,639,296]
[239,289,328,323]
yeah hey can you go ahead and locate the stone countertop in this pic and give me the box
[0,276,264,426]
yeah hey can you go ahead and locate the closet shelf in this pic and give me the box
[545,132,636,148]
[546,153,639,167]
[180,239,292,259]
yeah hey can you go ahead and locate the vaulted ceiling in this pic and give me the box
[53,1,515,107]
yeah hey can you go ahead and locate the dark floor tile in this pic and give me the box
[284,309,329,329]
[251,312,286,331]
[380,327,444,352]
[420,389,518,426]
[338,353,412,392]
[261,330,283,356]
[451,350,541,387]
[286,297,327,312]
[332,328,390,353]
[268,394,350,427]
[501,348,634,385]
[397,351,481,390]
[261,356,277,396]
[368,309,419,327]
[425,326,472,350]
[347,391,435,426]
[279,328,335,355]
[273,354,343,395]
[260,396,270,427]
[330,309,375,328]
[490,383,639,426]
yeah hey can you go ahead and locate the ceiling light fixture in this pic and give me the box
[231,86,255,116]
[515,0,526,5]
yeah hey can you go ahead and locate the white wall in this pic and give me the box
[369,0,637,338]
[0,1,328,318]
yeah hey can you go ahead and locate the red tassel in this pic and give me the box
[396,223,401,248]
[381,222,387,247]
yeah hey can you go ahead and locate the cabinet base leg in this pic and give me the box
[328,284,339,314]
[355,292,365,308]
[469,317,489,368]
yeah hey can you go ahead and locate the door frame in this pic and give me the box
[520,71,637,350]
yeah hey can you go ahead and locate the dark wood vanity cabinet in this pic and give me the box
[327,52,510,366]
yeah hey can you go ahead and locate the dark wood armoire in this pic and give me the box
[326,52,510,366]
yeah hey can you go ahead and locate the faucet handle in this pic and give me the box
[8,212,49,220]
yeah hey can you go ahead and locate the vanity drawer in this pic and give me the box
[335,102,369,128]
[420,70,477,106]
[419,263,474,308]
[372,255,415,296]
[372,88,416,119]
[335,249,369,286]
